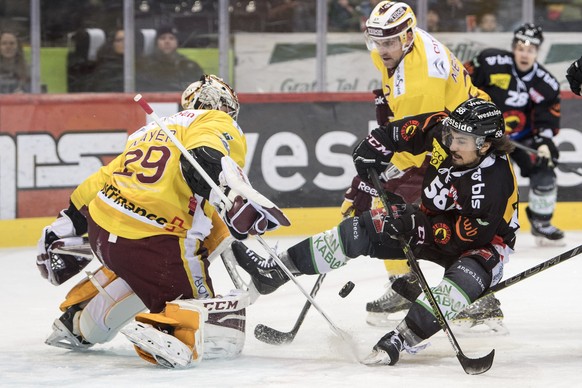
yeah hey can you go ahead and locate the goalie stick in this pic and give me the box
[254,274,326,345]
[134,95,357,353]
[368,169,494,375]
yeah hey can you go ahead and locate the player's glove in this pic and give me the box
[352,128,393,180]
[532,135,559,168]
[566,57,582,96]
[37,204,89,285]
[361,204,417,242]
[340,175,379,217]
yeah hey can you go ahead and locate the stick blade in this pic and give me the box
[254,324,294,345]
[459,349,495,375]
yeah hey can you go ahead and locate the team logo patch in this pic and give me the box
[401,120,419,141]
[433,223,451,245]
[503,110,526,134]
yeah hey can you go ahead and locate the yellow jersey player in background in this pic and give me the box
[341,1,502,331]
[36,75,288,368]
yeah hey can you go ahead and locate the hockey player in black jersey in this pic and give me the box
[231,98,519,366]
[465,23,564,247]
[566,56,582,96]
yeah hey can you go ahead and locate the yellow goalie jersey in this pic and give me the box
[371,28,489,170]
[70,109,247,240]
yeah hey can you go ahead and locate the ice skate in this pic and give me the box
[231,241,289,295]
[366,273,419,326]
[362,330,405,366]
[526,207,566,247]
[45,305,93,350]
[451,293,508,335]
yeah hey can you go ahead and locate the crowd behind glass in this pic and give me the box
[0,0,580,94]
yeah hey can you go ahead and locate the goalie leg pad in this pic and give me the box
[122,300,208,368]
[79,277,146,344]
[201,289,249,360]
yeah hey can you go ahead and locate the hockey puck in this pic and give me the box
[339,281,355,298]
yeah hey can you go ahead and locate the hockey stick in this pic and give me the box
[133,95,356,350]
[489,243,582,293]
[254,273,326,344]
[511,140,582,177]
[369,168,494,375]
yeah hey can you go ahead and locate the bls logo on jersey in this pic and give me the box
[471,169,485,209]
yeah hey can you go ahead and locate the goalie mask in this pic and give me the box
[442,98,505,151]
[364,1,416,53]
[181,74,240,120]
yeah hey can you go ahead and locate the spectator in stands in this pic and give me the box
[0,31,30,93]
[431,0,467,32]
[90,29,125,92]
[328,0,360,32]
[473,11,502,32]
[266,0,315,32]
[426,7,441,33]
[137,24,204,92]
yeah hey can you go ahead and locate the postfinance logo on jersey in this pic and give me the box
[99,183,168,226]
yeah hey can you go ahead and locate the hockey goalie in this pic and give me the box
[36,75,289,368]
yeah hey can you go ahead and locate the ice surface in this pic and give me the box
[1,231,580,387]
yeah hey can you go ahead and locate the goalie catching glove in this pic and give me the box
[210,156,290,240]
[37,203,91,286]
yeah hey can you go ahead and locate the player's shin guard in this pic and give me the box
[122,300,208,368]
[288,217,373,275]
[406,257,491,340]
[527,170,565,246]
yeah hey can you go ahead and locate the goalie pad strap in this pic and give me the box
[59,266,117,311]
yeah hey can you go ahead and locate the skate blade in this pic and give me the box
[365,311,407,327]
[534,236,567,247]
[451,317,509,336]
[361,349,392,366]
[45,320,92,351]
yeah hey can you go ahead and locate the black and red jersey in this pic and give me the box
[465,48,560,140]
[377,112,519,261]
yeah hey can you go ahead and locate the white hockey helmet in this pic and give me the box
[364,1,417,52]
[181,74,240,120]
